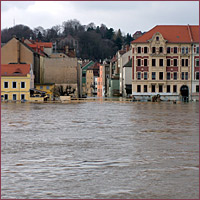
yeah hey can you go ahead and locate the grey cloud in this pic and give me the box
[1,1,35,12]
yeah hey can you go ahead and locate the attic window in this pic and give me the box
[156,36,159,41]
[13,68,22,74]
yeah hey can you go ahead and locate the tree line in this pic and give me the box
[1,19,134,61]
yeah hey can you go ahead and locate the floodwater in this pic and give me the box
[1,101,199,199]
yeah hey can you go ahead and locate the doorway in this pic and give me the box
[180,85,189,102]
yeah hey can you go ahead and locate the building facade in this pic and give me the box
[131,25,199,101]
[1,64,34,101]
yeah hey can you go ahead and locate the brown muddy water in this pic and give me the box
[1,101,199,199]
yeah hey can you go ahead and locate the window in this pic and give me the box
[159,72,163,80]
[137,59,141,66]
[13,94,17,101]
[174,72,177,80]
[174,47,177,53]
[159,85,163,93]
[144,85,147,92]
[137,85,141,92]
[137,72,141,80]
[12,82,17,88]
[21,82,25,88]
[144,72,148,80]
[196,72,199,80]
[144,59,148,66]
[21,94,25,100]
[196,59,199,67]
[167,85,170,93]
[159,47,163,53]
[152,47,156,53]
[181,59,185,66]
[197,47,199,54]
[185,59,188,67]
[196,85,199,93]
[182,47,185,54]
[167,47,171,53]
[4,82,8,88]
[152,85,156,93]
[167,59,171,66]
[167,72,171,80]
[144,47,148,53]
[181,72,184,80]
[40,86,43,89]
[4,94,8,100]
[156,36,159,41]
[174,59,177,66]
[137,47,141,53]
[185,72,188,80]
[46,86,50,90]
[186,47,188,54]
[173,85,177,93]
[152,72,156,80]
[159,59,163,67]
[152,59,156,67]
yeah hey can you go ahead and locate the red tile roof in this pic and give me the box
[1,64,31,76]
[132,25,199,43]
[35,42,53,48]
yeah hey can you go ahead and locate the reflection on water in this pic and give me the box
[1,102,199,199]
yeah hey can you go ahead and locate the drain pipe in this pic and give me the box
[191,43,193,101]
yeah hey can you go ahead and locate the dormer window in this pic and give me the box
[152,47,156,53]
[156,36,159,41]
[167,47,171,53]
[159,47,163,53]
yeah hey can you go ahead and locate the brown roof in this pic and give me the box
[1,64,31,76]
[132,25,199,43]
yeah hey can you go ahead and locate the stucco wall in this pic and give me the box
[1,38,34,65]
[43,57,78,84]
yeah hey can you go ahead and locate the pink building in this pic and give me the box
[97,65,104,97]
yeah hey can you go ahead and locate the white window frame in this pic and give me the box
[13,94,17,101]
[4,94,8,100]
[21,82,26,89]
[4,81,9,88]
[21,94,25,100]
[12,81,17,89]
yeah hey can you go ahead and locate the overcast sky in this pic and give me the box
[1,1,199,35]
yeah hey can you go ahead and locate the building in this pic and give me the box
[81,60,95,96]
[131,25,199,101]
[191,43,199,101]
[117,46,132,97]
[123,58,132,97]
[24,39,53,56]
[97,65,104,97]
[1,36,43,84]
[35,83,55,100]
[43,56,80,98]
[85,63,99,97]
[1,64,34,101]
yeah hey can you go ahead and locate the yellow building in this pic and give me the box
[35,83,55,100]
[1,64,34,101]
